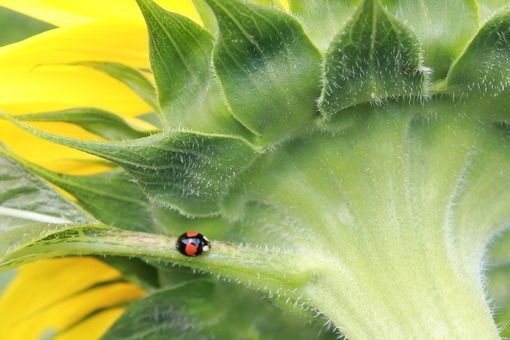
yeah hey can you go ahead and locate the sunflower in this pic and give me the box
[2,0,510,339]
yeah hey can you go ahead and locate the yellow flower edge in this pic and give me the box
[0,20,152,115]
[0,257,146,339]
[0,20,155,173]
[0,0,201,26]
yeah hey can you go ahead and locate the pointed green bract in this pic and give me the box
[287,0,358,52]
[205,0,322,144]
[15,108,154,141]
[8,157,158,232]
[46,170,158,233]
[163,81,254,138]
[136,0,215,129]
[318,0,428,116]
[1,225,132,271]
[0,149,92,229]
[447,9,510,99]
[0,150,95,267]
[446,9,510,125]
[382,0,478,81]
[1,112,259,216]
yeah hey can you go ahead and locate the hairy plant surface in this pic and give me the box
[2,0,510,338]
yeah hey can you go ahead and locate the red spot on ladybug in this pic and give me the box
[176,232,210,257]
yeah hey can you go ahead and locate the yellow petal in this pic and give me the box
[0,257,146,340]
[0,66,151,116]
[0,0,200,26]
[56,308,125,340]
[0,20,150,72]
[0,20,153,115]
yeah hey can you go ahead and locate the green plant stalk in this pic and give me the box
[236,102,507,338]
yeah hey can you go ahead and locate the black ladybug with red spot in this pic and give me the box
[176,231,211,257]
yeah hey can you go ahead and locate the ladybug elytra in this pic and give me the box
[176,231,210,257]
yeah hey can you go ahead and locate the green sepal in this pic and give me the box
[0,148,93,229]
[135,0,215,130]
[318,0,429,116]
[0,148,97,268]
[2,150,158,232]
[381,0,478,81]
[205,0,322,144]
[46,170,158,233]
[103,279,338,340]
[194,0,286,39]
[14,108,155,141]
[74,61,159,112]
[163,80,254,138]
[0,220,318,311]
[287,0,358,52]
[0,112,260,216]
[447,9,510,112]
[1,225,117,271]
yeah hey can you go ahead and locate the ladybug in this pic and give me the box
[176,232,211,257]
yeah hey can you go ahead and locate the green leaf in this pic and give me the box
[445,10,510,125]
[103,279,338,339]
[205,0,322,144]
[15,108,154,141]
[0,113,260,216]
[134,0,252,137]
[382,0,478,81]
[162,80,254,138]
[135,0,215,129]
[4,152,159,232]
[74,61,159,112]
[1,225,115,270]
[0,151,115,270]
[194,0,286,40]
[318,0,429,116]
[48,170,158,233]
[0,148,93,228]
[0,223,316,307]
[287,0,358,52]
[447,9,510,99]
